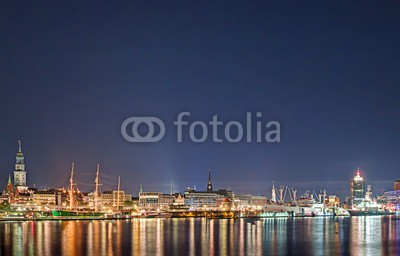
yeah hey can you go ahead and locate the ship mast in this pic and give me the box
[94,164,100,212]
[69,163,75,210]
[271,180,276,203]
[116,175,121,211]
[292,188,297,203]
[279,185,285,204]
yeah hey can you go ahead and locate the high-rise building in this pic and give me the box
[350,168,365,206]
[14,141,28,192]
[394,179,400,191]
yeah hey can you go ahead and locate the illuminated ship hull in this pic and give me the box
[264,204,334,217]
[241,211,289,218]
[349,198,395,216]
[139,211,172,218]
[347,210,395,216]
[51,210,103,219]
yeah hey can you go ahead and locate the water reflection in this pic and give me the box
[0,217,399,255]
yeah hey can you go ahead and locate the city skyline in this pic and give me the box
[1,140,397,201]
[2,2,400,255]
[1,2,400,200]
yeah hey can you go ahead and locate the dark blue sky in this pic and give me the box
[1,1,399,199]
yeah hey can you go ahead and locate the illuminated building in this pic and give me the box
[32,191,56,205]
[13,191,31,204]
[173,193,185,205]
[14,141,28,192]
[184,171,233,209]
[185,191,223,208]
[0,174,15,203]
[0,194,8,204]
[383,190,400,211]
[160,194,175,207]
[233,194,252,208]
[84,192,103,207]
[394,179,400,191]
[219,198,232,210]
[350,168,365,206]
[138,191,174,209]
[53,189,69,206]
[139,192,161,208]
[381,179,400,211]
[5,174,13,194]
[326,195,340,207]
[251,195,268,207]
[102,190,131,207]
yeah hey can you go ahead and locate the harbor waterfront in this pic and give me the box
[2,2,400,255]
[1,143,398,221]
[1,217,400,255]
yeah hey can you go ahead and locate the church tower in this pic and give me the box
[207,169,213,191]
[5,173,13,194]
[14,141,27,191]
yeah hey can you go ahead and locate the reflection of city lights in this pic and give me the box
[1,211,398,254]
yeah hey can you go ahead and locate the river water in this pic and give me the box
[1,216,399,255]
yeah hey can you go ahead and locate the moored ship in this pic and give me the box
[347,209,395,216]
[50,163,131,220]
[138,211,172,218]
[347,200,395,216]
[264,183,336,217]
[51,210,103,219]
[264,200,334,217]
[240,211,289,219]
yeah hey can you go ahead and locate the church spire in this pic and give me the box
[16,141,24,158]
[6,173,13,194]
[207,169,213,191]
[14,140,27,188]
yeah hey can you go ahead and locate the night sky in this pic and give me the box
[1,1,399,199]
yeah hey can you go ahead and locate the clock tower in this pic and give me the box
[14,141,27,191]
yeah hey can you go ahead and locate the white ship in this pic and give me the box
[137,210,172,218]
[265,199,334,217]
[264,182,348,217]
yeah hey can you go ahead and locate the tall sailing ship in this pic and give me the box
[51,164,127,220]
